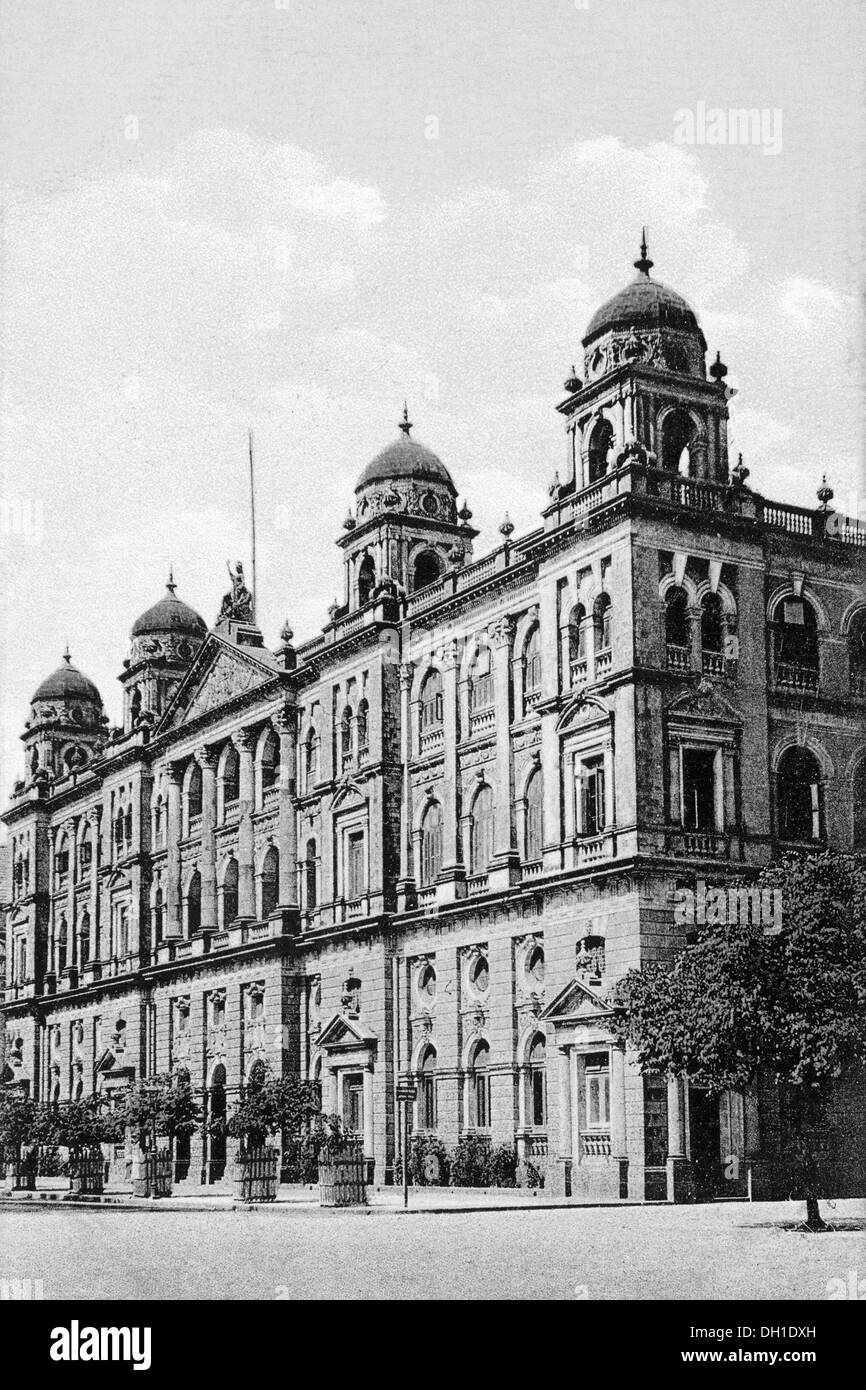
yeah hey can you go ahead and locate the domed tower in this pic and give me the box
[557,234,732,492]
[121,573,207,731]
[24,649,106,782]
[339,407,478,610]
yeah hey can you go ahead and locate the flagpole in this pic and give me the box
[249,428,257,622]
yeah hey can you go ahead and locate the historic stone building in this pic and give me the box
[3,243,865,1199]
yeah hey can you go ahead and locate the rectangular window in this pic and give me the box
[580,756,606,836]
[474,1073,490,1129]
[585,1057,610,1129]
[682,748,716,830]
[347,831,366,899]
[531,1069,546,1128]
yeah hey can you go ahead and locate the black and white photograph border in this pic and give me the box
[0,0,864,1340]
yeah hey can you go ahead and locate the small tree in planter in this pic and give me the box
[316,1116,367,1207]
[119,1073,202,1197]
[52,1097,122,1194]
[220,1067,321,1202]
[0,1093,39,1189]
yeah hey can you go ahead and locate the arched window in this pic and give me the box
[259,730,280,797]
[701,592,724,654]
[528,1034,547,1129]
[587,417,614,484]
[470,1041,491,1129]
[568,604,587,678]
[854,759,866,850]
[421,802,442,886]
[154,885,164,942]
[773,595,819,690]
[305,839,318,910]
[124,806,133,847]
[418,1046,437,1130]
[469,646,494,713]
[57,915,68,971]
[593,593,612,655]
[208,1064,227,1181]
[777,747,823,843]
[523,627,541,706]
[413,550,441,592]
[186,763,202,822]
[340,705,353,769]
[221,858,239,926]
[848,612,866,697]
[79,825,93,873]
[525,770,543,862]
[260,846,279,919]
[304,729,320,790]
[356,699,369,760]
[79,909,90,964]
[357,554,376,606]
[470,785,494,875]
[660,409,696,474]
[222,746,240,812]
[665,586,691,669]
[420,669,443,735]
[186,872,201,934]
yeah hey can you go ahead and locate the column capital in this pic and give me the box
[195,745,219,771]
[274,705,297,738]
[399,662,414,692]
[232,727,256,754]
[440,639,460,671]
[489,615,514,650]
[167,762,185,787]
[87,804,101,827]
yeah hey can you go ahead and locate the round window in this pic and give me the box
[469,954,489,996]
[418,962,437,1001]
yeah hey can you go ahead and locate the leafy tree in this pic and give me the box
[119,1072,202,1152]
[0,1093,38,1166]
[614,852,866,1230]
[218,1066,321,1152]
[50,1096,122,1156]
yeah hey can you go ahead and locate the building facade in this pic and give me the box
[3,246,866,1199]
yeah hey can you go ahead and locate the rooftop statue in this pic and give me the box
[218,560,254,624]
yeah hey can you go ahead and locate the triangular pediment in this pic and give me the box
[556,693,610,735]
[158,634,278,732]
[540,975,612,1023]
[667,678,742,725]
[318,1012,378,1050]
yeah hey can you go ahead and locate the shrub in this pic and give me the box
[449,1132,492,1187]
[408,1133,450,1186]
[488,1142,518,1188]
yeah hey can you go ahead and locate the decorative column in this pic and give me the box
[234,729,256,920]
[362,1066,374,1163]
[666,1073,692,1202]
[489,617,518,887]
[439,641,464,892]
[557,1046,572,1194]
[274,707,299,930]
[65,817,77,975]
[197,747,218,930]
[88,806,100,965]
[610,1043,628,1199]
[165,765,183,938]
[397,663,415,910]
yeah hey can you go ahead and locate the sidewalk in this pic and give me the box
[0,1179,657,1215]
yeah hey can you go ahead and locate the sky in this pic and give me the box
[1,0,864,795]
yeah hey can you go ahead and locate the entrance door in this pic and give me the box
[689,1086,722,1199]
[208,1065,227,1183]
[342,1073,364,1138]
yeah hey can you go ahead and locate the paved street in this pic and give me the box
[1,1199,864,1300]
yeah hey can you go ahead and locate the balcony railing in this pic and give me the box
[417,886,436,909]
[594,649,612,679]
[466,872,489,897]
[574,832,613,867]
[702,649,725,677]
[570,657,588,690]
[581,1132,611,1158]
[520,859,543,882]
[524,687,542,711]
[666,643,691,672]
[419,727,445,755]
[679,829,720,857]
[526,1134,548,1160]
[469,706,495,737]
[775,661,819,693]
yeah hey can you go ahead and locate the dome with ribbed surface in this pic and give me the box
[32,652,102,706]
[131,578,207,639]
[356,408,456,496]
[584,273,704,345]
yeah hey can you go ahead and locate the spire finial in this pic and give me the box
[399,401,412,436]
[62,645,71,665]
[634,226,653,277]
[166,567,177,595]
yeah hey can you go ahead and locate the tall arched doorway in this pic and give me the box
[208,1064,227,1183]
